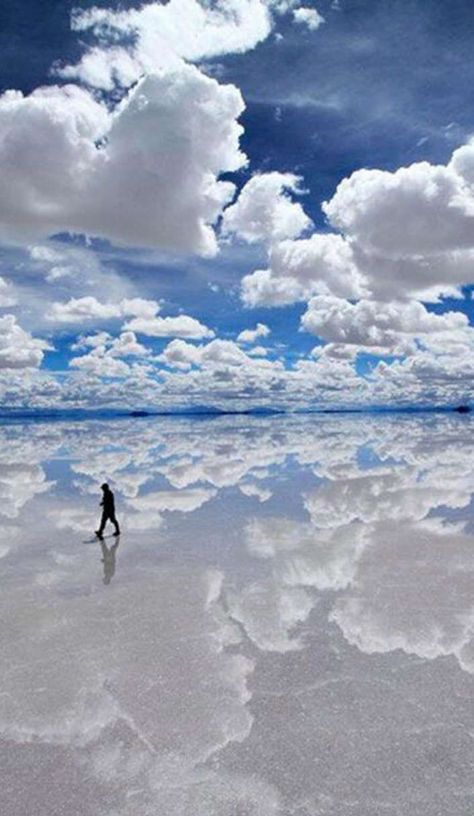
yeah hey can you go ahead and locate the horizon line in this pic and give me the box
[0,404,471,422]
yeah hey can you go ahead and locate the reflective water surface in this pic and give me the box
[1,413,473,815]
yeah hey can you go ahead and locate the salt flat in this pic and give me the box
[0,413,473,816]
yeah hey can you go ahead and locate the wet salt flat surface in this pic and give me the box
[1,413,473,816]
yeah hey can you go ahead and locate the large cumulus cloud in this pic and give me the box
[301,295,469,354]
[222,172,312,244]
[0,66,246,254]
[241,233,366,306]
[243,146,474,307]
[0,315,51,369]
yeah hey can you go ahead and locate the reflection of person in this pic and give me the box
[101,538,120,585]
[95,483,120,539]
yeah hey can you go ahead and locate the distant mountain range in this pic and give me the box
[0,404,470,422]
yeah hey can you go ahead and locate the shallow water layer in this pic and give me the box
[0,413,473,816]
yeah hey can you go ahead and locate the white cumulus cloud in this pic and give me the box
[292,7,325,30]
[0,315,51,369]
[301,296,468,354]
[59,0,275,91]
[125,315,215,339]
[222,172,312,244]
[237,323,271,343]
[241,233,368,306]
[70,351,131,378]
[0,67,246,255]
[48,296,160,324]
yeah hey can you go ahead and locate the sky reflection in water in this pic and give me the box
[1,414,473,816]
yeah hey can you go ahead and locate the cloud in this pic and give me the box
[29,244,78,282]
[70,351,131,378]
[2,331,473,409]
[301,295,469,354]
[292,7,325,30]
[0,67,246,254]
[71,331,112,351]
[107,331,151,357]
[49,297,123,323]
[118,298,161,318]
[221,172,312,244]
[229,135,474,409]
[0,276,17,307]
[0,565,253,762]
[228,581,313,652]
[4,414,474,814]
[48,296,160,324]
[0,462,53,518]
[27,242,134,299]
[69,331,152,377]
[126,487,217,529]
[0,84,108,242]
[330,520,474,672]
[316,147,474,302]
[125,315,215,339]
[241,233,368,306]
[59,0,275,91]
[237,322,270,343]
[247,345,269,356]
[239,481,272,501]
[12,243,139,334]
[323,160,473,258]
[245,515,369,596]
[158,337,271,370]
[157,338,204,370]
[236,138,474,394]
[0,315,51,369]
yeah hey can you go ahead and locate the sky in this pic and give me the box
[1,0,474,411]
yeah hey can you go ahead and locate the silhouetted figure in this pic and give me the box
[101,538,120,585]
[96,483,120,539]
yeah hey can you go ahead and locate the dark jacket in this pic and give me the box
[101,489,115,514]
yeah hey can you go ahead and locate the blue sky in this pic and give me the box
[1,0,474,410]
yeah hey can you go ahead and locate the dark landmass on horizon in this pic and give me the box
[0,405,471,423]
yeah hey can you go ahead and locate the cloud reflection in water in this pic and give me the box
[0,414,473,815]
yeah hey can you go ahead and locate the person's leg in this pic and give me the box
[111,513,120,536]
[96,511,108,537]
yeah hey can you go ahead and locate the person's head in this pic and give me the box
[101,482,109,492]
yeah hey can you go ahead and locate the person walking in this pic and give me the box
[96,483,120,539]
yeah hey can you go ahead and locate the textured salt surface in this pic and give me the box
[0,414,473,815]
